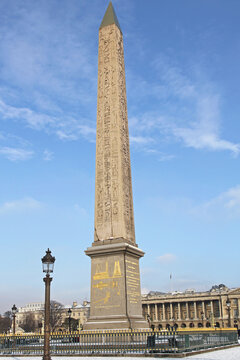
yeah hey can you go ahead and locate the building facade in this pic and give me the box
[14,285,240,332]
[142,285,240,330]
[15,301,90,333]
[16,302,44,332]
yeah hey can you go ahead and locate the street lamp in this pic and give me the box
[147,314,151,328]
[226,297,231,328]
[11,304,17,335]
[42,249,55,360]
[68,308,72,333]
[200,311,204,327]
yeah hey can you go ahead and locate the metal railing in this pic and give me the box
[0,329,238,355]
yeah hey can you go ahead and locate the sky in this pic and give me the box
[0,0,239,314]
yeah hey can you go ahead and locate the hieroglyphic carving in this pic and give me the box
[94,23,135,243]
[125,258,141,305]
[92,259,123,309]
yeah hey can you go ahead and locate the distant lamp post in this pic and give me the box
[68,308,72,333]
[200,311,204,327]
[42,249,55,360]
[11,304,17,335]
[226,297,231,328]
[147,314,151,328]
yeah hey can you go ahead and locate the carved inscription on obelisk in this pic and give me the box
[95,20,135,244]
[84,2,148,330]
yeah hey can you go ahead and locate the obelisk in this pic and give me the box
[84,2,148,330]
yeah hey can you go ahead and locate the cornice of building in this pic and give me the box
[141,287,240,302]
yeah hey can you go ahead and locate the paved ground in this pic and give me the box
[0,346,240,360]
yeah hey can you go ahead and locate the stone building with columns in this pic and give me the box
[142,285,240,330]
[15,301,90,332]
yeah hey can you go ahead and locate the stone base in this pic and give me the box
[84,315,148,330]
[84,240,148,330]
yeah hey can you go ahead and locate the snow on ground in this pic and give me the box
[0,346,240,360]
[189,345,240,359]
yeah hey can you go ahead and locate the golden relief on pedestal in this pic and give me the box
[92,260,122,306]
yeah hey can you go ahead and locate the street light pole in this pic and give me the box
[68,308,72,333]
[201,311,204,328]
[226,297,231,328]
[11,304,17,336]
[147,314,151,328]
[42,249,55,360]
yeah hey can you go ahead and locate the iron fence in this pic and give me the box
[0,329,238,355]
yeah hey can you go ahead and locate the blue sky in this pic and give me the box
[0,0,239,313]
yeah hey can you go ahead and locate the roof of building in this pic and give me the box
[100,2,122,33]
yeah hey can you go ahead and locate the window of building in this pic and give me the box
[233,309,238,318]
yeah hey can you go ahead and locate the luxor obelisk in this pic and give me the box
[84,2,148,330]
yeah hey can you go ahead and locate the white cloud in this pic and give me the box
[157,253,177,264]
[169,93,240,155]
[202,185,240,214]
[0,1,237,159]
[130,135,154,144]
[0,98,96,143]
[128,57,239,156]
[74,204,88,216]
[0,146,34,161]
[158,153,176,162]
[56,130,78,141]
[0,197,42,214]
[43,149,54,161]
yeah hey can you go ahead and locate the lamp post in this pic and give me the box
[147,314,151,328]
[226,297,231,328]
[42,249,55,360]
[68,308,72,333]
[201,311,204,327]
[11,304,17,336]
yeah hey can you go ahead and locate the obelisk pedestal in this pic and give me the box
[84,2,148,330]
[84,240,147,330]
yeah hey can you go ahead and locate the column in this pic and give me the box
[162,303,166,321]
[170,303,173,320]
[147,304,150,316]
[186,302,189,320]
[219,298,222,318]
[178,303,181,320]
[202,301,206,319]
[155,304,158,321]
[210,300,214,314]
[194,302,197,319]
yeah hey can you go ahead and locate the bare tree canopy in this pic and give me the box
[49,300,63,332]
[4,311,12,320]
[0,315,11,333]
[61,317,78,332]
[20,312,36,333]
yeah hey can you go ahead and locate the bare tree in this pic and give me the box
[61,317,78,332]
[4,311,12,320]
[47,301,63,332]
[20,312,36,333]
[0,314,11,333]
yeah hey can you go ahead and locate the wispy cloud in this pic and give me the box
[0,197,42,214]
[0,98,96,142]
[194,185,240,218]
[127,56,239,156]
[0,1,238,159]
[0,147,34,161]
[157,253,177,264]
[43,149,54,161]
[168,93,240,155]
[130,135,154,145]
